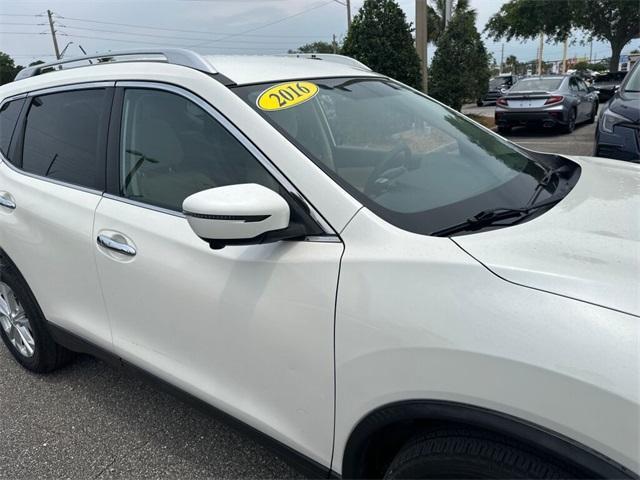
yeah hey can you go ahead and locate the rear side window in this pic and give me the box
[22,89,109,190]
[0,98,24,160]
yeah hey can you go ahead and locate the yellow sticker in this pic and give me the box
[257,81,319,111]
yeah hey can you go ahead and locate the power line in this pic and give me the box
[55,14,326,38]
[189,0,337,48]
[57,24,302,44]
[57,32,287,51]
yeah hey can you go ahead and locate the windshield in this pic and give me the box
[235,77,577,235]
[595,72,627,84]
[509,78,563,92]
[623,65,640,92]
[489,77,511,88]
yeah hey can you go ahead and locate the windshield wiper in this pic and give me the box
[432,197,562,237]
[432,164,570,237]
[527,164,570,205]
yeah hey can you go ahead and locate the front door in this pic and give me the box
[92,84,342,465]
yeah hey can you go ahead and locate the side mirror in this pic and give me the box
[183,184,300,250]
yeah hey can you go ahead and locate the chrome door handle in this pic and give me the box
[0,193,16,210]
[97,234,136,256]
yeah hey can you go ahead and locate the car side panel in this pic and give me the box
[333,208,639,475]
[93,197,342,466]
[0,163,112,348]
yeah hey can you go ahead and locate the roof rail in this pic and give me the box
[282,53,372,72]
[14,48,217,81]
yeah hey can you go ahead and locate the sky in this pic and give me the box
[1,0,638,67]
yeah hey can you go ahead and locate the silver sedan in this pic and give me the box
[495,75,599,134]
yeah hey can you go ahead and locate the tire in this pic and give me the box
[0,261,74,373]
[476,99,484,107]
[563,108,576,134]
[384,427,573,479]
[587,102,598,124]
[497,125,511,135]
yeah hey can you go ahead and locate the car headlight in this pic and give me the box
[601,109,630,134]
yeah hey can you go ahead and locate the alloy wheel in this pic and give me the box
[0,281,35,358]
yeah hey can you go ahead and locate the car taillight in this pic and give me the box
[545,95,564,105]
[496,98,508,106]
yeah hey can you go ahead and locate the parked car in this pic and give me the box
[477,74,517,106]
[0,49,638,480]
[593,71,628,101]
[495,75,599,134]
[595,61,640,162]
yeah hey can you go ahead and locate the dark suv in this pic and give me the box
[595,62,640,162]
[477,74,517,106]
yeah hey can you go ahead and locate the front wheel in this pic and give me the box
[497,125,512,135]
[563,109,577,134]
[384,427,573,479]
[0,262,74,372]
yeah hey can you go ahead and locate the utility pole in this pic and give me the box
[589,39,593,63]
[444,0,453,26]
[415,0,428,93]
[47,9,61,60]
[332,34,338,54]
[562,36,568,74]
[346,0,352,28]
[500,43,504,74]
[537,32,544,75]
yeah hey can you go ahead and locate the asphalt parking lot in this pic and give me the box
[0,347,302,479]
[463,103,599,156]
[0,105,602,480]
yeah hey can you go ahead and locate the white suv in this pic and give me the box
[0,49,638,479]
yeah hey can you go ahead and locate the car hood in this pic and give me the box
[609,92,640,123]
[454,155,640,317]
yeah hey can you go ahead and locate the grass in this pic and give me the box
[466,114,496,130]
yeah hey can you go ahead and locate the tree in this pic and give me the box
[504,54,519,74]
[485,0,640,72]
[0,52,23,85]
[342,0,422,89]
[429,10,491,111]
[289,41,337,54]
[426,0,470,44]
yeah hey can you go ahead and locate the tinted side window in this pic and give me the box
[0,98,24,160]
[120,89,278,211]
[22,89,108,190]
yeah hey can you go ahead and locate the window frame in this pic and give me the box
[106,81,336,238]
[6,82,115,194]
[0,95,27,163]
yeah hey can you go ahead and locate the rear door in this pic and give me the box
[92,82,342,464]
[0,84,114,349]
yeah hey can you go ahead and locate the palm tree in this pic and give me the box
[427,0,470,44]
[504,54,518,74]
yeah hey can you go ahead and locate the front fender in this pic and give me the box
[334,208,639,475]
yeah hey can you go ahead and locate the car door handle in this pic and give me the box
[97,234,137,256]
[0,192,16,210]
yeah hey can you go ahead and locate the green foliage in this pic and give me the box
[574,61,589,71]
[0,52,22,85]
[342,0,422,89]
[430,10,491,111]
[289,41,337,54]
[426,0,470,44]
[485,0,640,72]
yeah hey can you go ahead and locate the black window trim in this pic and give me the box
[2,81,116,196]
[0,94,28,161]
[105,80,339,240]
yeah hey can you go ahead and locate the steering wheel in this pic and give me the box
[364,143,413,196]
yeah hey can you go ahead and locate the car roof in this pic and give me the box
[205,55,379,85]
[6,51,381,94]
